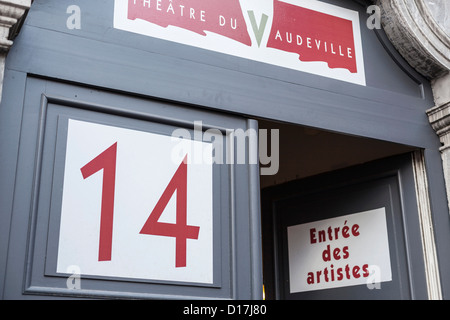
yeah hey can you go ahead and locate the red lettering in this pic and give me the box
[128,0,251,46]
[352,224,360,237]
[352,265,361,278]
[306,263,371,285]
[334,227,340,240]
[316,270,322,283]
[333,247,341,260]
[362,264,370,277]
[330,264,335,281]
[140,155,200,268]
[310,228,317,244]
[327,227,333,241]
[267,1,357,73]
[322,244,331,262]
[307,272,314,284]
[321,245,350,262]
[342,225,350,238]
[345,264,351,279]
[337,267,343,281]
[342,246,349,259]
[81,142,118,262]
[318,230,326,242]
[310,220,360,243]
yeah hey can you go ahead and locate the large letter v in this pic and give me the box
[248,11,269,48]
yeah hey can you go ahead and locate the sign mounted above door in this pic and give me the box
[114,0,366,86]
[287,207,392,293]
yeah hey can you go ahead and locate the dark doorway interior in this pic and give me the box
[258,120,419,299]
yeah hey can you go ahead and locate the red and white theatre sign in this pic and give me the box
[114,0,366,86]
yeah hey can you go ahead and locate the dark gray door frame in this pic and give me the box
[0,77,262,299]
[261,153,437,300]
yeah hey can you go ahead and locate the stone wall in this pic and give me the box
[0,0,31,100]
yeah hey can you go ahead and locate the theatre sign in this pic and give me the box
[287,208,392,293]
[114,0,366,86]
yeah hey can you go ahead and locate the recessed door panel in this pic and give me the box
[262,155,428,300]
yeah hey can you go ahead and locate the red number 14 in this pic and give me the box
[81,143,200,268]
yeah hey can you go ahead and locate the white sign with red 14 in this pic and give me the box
[56,119,214,284]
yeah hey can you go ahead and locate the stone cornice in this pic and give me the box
[0,0,31,52]
[376,0,450,79]
[427,101,450,151]
[427,101,450,134]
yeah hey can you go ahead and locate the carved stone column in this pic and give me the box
[427,72,450,207]
[425,77,450,300]
[0,0,31,100]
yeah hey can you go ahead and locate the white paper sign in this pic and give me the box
[57,119,214,284]
[287,208,392,293]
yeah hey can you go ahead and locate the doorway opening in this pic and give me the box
[258,119,416,299]
[258,119,414,188]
